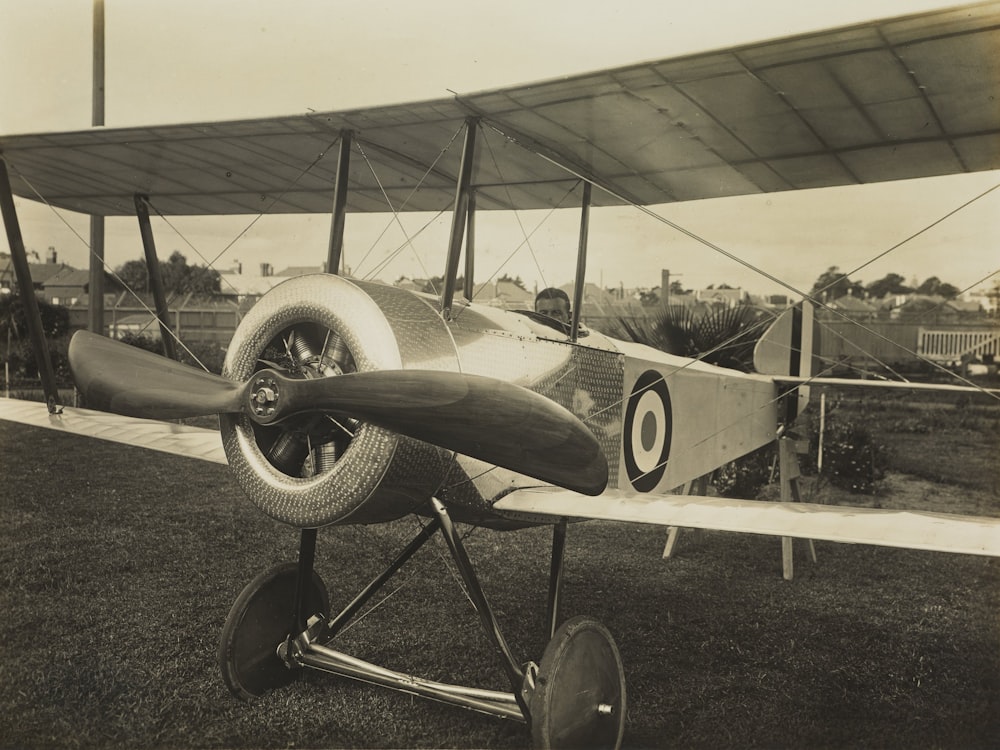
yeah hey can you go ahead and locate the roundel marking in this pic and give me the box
[623,370,672,492]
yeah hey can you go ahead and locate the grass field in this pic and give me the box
[1,392,998,749]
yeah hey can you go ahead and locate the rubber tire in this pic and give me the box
[219,562,330,701]
[530,616,627,750]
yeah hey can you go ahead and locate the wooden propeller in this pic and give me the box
[68,330,608,495]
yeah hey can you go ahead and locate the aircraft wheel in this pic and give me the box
[529,616,626,750]
[219,562,330,701]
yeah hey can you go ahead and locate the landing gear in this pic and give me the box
[218,561,330,701]
[530,616,627,750]
[219,513,626,748]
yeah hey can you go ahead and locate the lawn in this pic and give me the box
[1,394,998,749]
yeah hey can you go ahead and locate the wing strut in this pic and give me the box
[463,189,477,301]
[0,160,61,411]
[441,117,478,320]
[134,194,178,359]
[326,130,353,275]
[570,181,592,342]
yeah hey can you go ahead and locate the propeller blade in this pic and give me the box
[69,330,609,494]
[248,368,609,495]
[69,330,244,419]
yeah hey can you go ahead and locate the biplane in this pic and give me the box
[2,3,999,747]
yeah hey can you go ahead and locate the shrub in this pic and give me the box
[119,332,227,374]
[3,335,73,387]
[716,412,890,498]
[714,443,775,498]
[118,331,163,353]
[802,414,890,495]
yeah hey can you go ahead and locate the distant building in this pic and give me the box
[217,270,291,304]
[889,294,952,321]
[827,294,878,321]
[274,264,326,277]
[464,279,533,309]
[944,299,983,317]
[694,287,747,307]
[0,252,76,297]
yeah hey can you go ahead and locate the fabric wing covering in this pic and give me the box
[1,2,998,217]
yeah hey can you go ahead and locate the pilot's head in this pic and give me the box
[535,287,571,323]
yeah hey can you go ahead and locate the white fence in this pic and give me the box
[917,327,1000,362]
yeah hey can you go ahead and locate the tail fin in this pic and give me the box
[754,302,817,421]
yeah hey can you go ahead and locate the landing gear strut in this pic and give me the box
[218,506,627,748]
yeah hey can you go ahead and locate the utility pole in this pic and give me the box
[661,269,683,311]
[87,0,106,336]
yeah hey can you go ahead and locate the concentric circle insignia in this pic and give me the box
[623,370,672,492]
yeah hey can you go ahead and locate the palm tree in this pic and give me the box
[615,303,775,372]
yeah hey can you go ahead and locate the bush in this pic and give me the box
[802,414,890,495]
[715,443,775,498]
[119,332,227,374]
[3,335,74,387]
[716,412,890,498]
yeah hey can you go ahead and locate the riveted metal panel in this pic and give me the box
[221,275,461,528]
[439,305,625,524]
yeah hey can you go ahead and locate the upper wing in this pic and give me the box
[1,2,996,216]
[0,398,227,465]
[494,487,1000,557]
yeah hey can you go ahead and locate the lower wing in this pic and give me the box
[6,398,998,557]
[494,487,1000,557]
[0,398,227,465]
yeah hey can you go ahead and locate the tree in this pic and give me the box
[865,273,912,299]
[420,276,464,294]
[810,266,863,301]
[0,294,70,338]
[915,276,960,299]
[497,273,527,290]
[114,251,221,296]
[616,303,772,372]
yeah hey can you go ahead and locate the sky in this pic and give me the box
[1,0,997,299]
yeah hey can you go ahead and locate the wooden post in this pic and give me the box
[662,474,709,558]
[779,436,817,580]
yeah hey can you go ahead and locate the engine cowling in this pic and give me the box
[221,274,457,528]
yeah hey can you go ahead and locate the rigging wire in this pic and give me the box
[352,125,465,288]
[4,158,211,370]
[522,144,1000,391]
[472,121,574,299]
[4,131,344,371]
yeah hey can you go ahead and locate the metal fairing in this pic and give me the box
[435,304,626,527]
[221,274,456,528]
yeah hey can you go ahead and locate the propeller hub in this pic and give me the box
[250,375,279,418]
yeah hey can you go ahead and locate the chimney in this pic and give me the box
[260,262,271,277]
[46,246,57,264]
